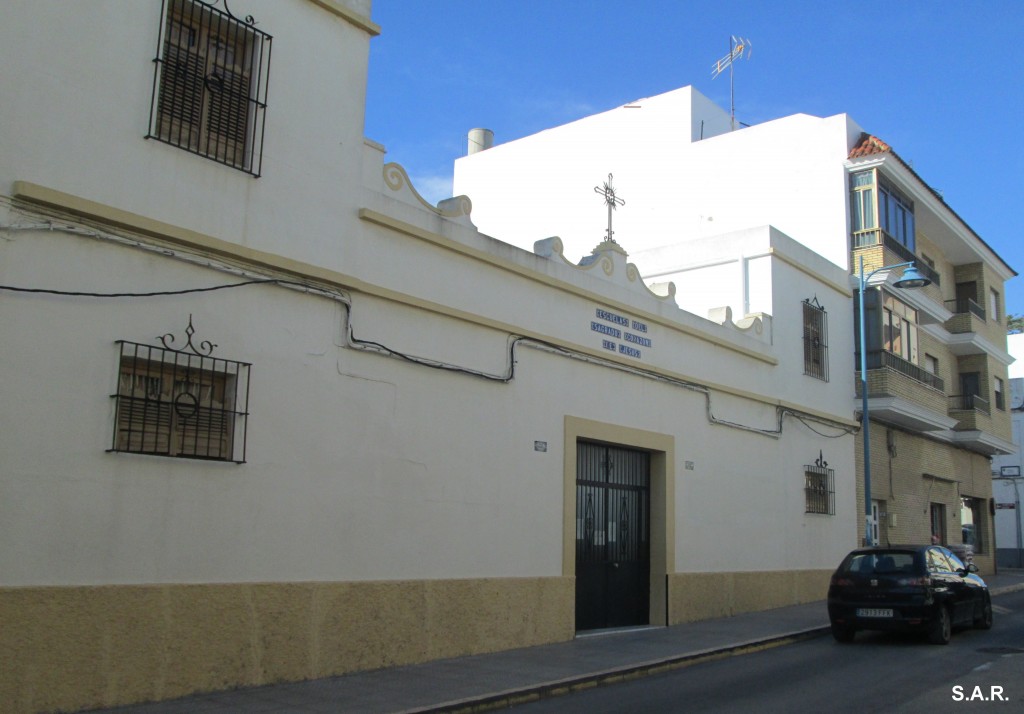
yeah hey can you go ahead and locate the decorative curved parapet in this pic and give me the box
[736,313,768,337]
[706,306,733,325]
[534,237,677,307]
[436,195,473,217]
[533,236,564,259]
[707,306,769,342]
[382,162,475,227]
[580,239,628,261]
[647,281,678,301]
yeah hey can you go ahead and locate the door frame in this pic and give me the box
[563,416,674,628]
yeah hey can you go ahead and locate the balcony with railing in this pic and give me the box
[948,393,992,432]
[860,350,945,391]
[944,298,986,335]
[949,393,990,414]
[851,229,942,287]
[855,350,948,428]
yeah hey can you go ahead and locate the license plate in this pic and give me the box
[857,608,893,618]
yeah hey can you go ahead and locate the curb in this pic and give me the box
[399,627,831,714]
[404,585,1024,714]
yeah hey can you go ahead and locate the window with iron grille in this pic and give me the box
[804,463,835,515]
[802,298,829,381]
[110,322,251,462]
[147,0,271,176]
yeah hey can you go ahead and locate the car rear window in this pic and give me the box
[843,551,917,574]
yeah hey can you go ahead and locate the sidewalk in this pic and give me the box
[93,570,1024,714]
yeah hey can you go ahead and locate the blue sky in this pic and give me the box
[365,1,1024,316]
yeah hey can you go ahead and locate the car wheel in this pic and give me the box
[928,605,952,645]
[974,593,993,630]
[831,622,855,643]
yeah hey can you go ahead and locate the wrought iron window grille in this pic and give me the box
[804,451,835,515]
[802,297,829,382]
[147,0,272,176]
[110,316,251,463]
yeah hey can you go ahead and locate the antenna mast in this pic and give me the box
[711,36,752,131]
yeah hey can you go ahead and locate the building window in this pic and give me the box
[882,295,918,363]
[990,288,1001,323]
[110,318,251,462]
[802,298,829,381]
[924,353,939,376]
[804,458,835,515]
[995,377,1005,411]
[148,0,272,176]
[850,171,876,236]
[849,170,916,252]
[878,176,915,251]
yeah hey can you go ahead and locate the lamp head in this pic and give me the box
[893,264,931,289]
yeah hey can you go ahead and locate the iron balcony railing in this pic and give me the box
[945,298,986,321]
[949,394,991,415]
[860,349,945,392]
[851,229,941,286]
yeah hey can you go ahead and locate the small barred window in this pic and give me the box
[802,297,829,381]
[804,458,835,516]
[148,0,271,176]
[111,317,250,462]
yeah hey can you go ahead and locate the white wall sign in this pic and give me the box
[591,307,651,359]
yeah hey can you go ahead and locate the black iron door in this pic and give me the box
[575,441,650,631]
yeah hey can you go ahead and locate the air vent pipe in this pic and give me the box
[467,128,494,155]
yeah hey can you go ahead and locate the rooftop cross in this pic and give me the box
[594,173,625,243]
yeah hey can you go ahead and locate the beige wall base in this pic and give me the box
[0,577,574,714]
[3,571,835,712]
[669,570,832,624]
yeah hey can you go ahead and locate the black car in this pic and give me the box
[827,545,992,644]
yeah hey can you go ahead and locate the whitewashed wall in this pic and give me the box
[454,85,862,270]
[0,0,371,273]
[1,1,856,591]
[1,209,857,585]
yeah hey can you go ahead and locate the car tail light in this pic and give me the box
[831,575,854,587]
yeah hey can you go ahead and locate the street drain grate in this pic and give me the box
[977,647,1024,655]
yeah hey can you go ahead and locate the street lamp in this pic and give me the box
[857,255,932,546]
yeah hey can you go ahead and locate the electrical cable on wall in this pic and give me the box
[0,273,857,439]
[2,216,857,439]
[0,278,282,299]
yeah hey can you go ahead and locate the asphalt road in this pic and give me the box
[511,589,1024,713]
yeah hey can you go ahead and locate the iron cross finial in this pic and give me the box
[594,173,625,243]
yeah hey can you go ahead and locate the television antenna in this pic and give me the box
[711,36,752,131]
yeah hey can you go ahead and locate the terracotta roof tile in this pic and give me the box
[848,132,892,159]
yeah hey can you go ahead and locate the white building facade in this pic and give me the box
[2,5,856,712]
[992,333,1024,567]
[455,85,1016,571]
